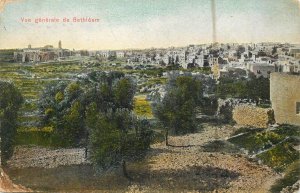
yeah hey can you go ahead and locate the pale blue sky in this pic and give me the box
[0,0,299,49]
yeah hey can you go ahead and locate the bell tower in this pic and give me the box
[58,40,62,49]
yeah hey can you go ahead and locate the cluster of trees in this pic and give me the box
[153,72,271,133]
[216,75,270,104]
[0,68,271,172]
[38,71,153,172]
[0,81,23,164]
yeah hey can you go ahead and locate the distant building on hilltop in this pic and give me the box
[13,41,73,63]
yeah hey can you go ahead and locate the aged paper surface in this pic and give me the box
[0,0,300,192]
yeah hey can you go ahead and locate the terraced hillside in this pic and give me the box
[0,61,158,144]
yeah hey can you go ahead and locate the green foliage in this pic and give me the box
[229,124,300,172]
[87,109,122,167]
[86,104,153,168]
[37,71,152,169]
[114,78,136,110]
[247,76,270,102]
[217,77,247,99]
[16,130,70,147]
[133,96,153,118]
[216,76,270,103]
[62,101,84,145]
[154,75,203,135]
[273,124,300,137]
[229,130,285,153]
[229,125,300,153]
[38,81,85,145]
[270,161,300,193]
[257,140,299,172]
[55,91,64,102]
[139,68,164,77]
[200,97,218,116]
[0,81,23,164]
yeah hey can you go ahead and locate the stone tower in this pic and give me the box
[58,40,62,49]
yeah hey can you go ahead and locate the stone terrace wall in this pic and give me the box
[217,98,256,122]
[233,105,274,128]
[7,146,89,168]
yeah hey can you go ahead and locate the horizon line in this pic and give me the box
[1,41,300,51]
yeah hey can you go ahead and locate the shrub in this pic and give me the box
[0,81,23,164]
[270,161,300,193]
[257,140,299,172]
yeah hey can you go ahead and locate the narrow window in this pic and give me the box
[297,102,300,115]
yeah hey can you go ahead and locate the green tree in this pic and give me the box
[114,78,136,110]
[247,76,270,104]
[86,107,152,178]
[0,81,23,164]
[62,100,84,145]
[38,81,85,146]
[153,76,203,145]
[216,76,269,104]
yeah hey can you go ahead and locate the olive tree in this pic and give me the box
[0,81,23,164]
[153,75,203,145]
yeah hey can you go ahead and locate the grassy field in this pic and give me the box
[133,95,153,119]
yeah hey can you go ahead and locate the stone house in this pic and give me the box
[270,73,300,126]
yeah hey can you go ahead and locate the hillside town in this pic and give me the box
[13,41,300,78]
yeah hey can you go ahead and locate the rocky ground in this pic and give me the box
[5,124,281,192]
[124,124,280,193]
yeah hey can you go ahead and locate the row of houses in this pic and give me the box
[14,42,300,77]
[208,43,300,79]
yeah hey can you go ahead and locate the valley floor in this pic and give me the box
[4,124,280,192]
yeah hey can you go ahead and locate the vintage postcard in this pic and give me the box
[0,0,300,192]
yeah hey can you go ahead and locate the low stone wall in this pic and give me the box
[7,146,90,168]
[233,105,274,128]
[217,98,256,122]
